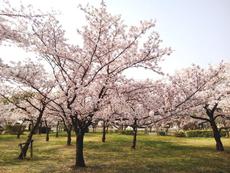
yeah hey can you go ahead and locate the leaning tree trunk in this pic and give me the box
[204,104,224,152]
[18,131,33,159]
[210,120,224,151]
[18,110,44,160]
[102,120,106,143]
[75,130,86,168]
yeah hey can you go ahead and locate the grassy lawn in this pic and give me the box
[0,132,230,173]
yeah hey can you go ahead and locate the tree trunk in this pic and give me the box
[46,128,49,142]
[93,126,96,133]
[203,103,225,152]
[38,122,42,134]
[44,120,49,142]
[132,126,137,149]
[17,133,20,139]
[132,118,138,149]
[102,121,106,142]
[56,121,59,138]
[149,126,152,133]
[226,130,230,138]
[16,124,24,139]
[18,111,44,160]
[75,131,86,168]
[18,134,32,159]
[210,121,224,151]
[67,130,72,146]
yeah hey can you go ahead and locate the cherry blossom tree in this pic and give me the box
[0,0,172,167]
[0,59,55,159]
[165,63,228,151]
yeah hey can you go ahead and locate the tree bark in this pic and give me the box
[17,133,21,139]
[226,130,230,138]
[75,130,86,167]
[45,120,49,142]
[102,120,106,142]
[18,110,44,160]
[56,121,59,138]
[93,126,96,132]
[67,130,72,146]
[210,121,224,151]
[17,132,21,139]
[203,104,224,152]
[46,128,50,142]
[38,121,42,134]
[132,126,137,149]
[131,119,138,149]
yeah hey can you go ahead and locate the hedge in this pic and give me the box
[186,130,227,137]
[174,131,186,137]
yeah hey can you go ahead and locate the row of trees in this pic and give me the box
[0,1,229,169]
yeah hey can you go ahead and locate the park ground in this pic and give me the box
[0,132,230,173]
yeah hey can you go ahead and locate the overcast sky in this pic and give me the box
[0,0,229,79]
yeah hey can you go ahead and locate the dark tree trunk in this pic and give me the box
[18,134,32,159]
[132,126,137,149]
[75,130,86,167]
[38,122,42,134]
[56,121,59,138]
[204,104,224,152]
[18,110,44,160]
[102,121,106,142]
[46,128,50,142]
[149,126,152,133]
[28,121,34,134]
[131,119,138,149]
[17,132,21,139]
[16,123,24,139]
[210,121,224,151]
[44,120,50,142]
[67,130,72,146]
[226,130,230,138]
[93,126,96,132]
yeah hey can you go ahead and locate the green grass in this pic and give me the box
[0,132,230,173]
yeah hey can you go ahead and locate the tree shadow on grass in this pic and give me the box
[82,139,230,173]
[1,135,230,173]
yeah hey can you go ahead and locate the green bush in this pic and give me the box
[174,131,186,137]
[186,130,227,137]
[157,131,166,136]
[4,124,25,135]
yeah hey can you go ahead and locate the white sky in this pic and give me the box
[0,0,229,79]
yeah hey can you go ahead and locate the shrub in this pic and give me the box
[4,124,25,135]
[174,131,186,137]
[186,130,227,137]
[157,131,166,136]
